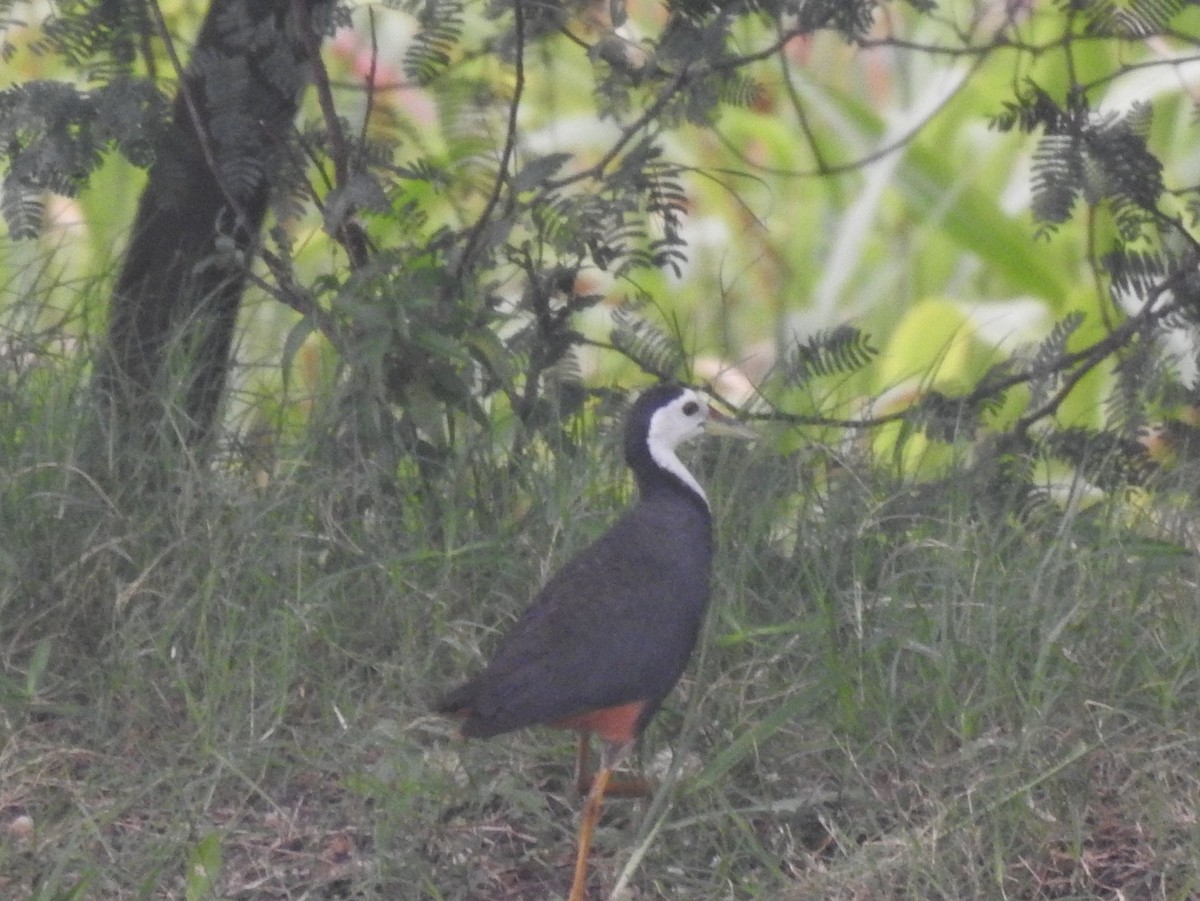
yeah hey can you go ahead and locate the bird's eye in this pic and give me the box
[682,401,700,416]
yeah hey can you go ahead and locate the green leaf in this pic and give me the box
[25,638,52,698]
[185,832,222,901]
[280,313,317,394]
[878,297,983,389]
[797,71,1073,304]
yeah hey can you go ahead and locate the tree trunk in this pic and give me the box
[89,0,330,479]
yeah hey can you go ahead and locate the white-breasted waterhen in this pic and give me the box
[435,383,752,900]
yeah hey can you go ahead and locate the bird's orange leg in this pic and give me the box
[574,732,591,794]
[575,733,652,799]
[569,739,635,900]
[569,764,612,901]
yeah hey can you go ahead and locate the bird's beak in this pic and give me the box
[704,407,757,440]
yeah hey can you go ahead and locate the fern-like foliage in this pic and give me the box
[1083,103,1163,240]
[1,178,43,239]
[661,0,879,42]
[509,263,595,365]
[1107,333,1178,436]
[993,82,1164,239]
[1070,0,1188,37]
[533,140,689,279]
[720,74,765,110]
[991,81,1080,134]
[653,67,766,128]
[32,0,153,71]
[610,308,687,381]
[972,359,1016,403]
[905,389,1006,443]
[479,244,605,439]
[1011,311,1085,409]
[512,348,589,439]
[1029,311,1085,377]
[784,0,880,40]
[1030,133,1084,233]
[782,325,877,386]
[1040,426,1156,490]
[634,146,689,277]
[401,0,465,86]
[1104,247,1200,324]
[1104,248,1179,300]
[0,76,166,237]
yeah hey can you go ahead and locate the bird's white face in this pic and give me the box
[647,388,709,453]
[646,389,710,503]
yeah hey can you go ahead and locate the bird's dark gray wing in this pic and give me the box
[453,501,711,738]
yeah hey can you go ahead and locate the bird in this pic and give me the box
[434,383,752,901]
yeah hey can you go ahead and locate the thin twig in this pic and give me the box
[539,65,692,196]
[740,49,992,180]
[777,32,828,174]
[360,8,379,153]
[293,0,347,187]
[455,0,526,284]
[292,0,370,268]
[714,263,1190,434]
[253,250,341,351]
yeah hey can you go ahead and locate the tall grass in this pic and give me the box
[4,309,1200,899]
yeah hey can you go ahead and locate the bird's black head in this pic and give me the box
[624,384,703,458]
[624,384,711,505]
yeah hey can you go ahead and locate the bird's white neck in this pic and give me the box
[646,434,709,509]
